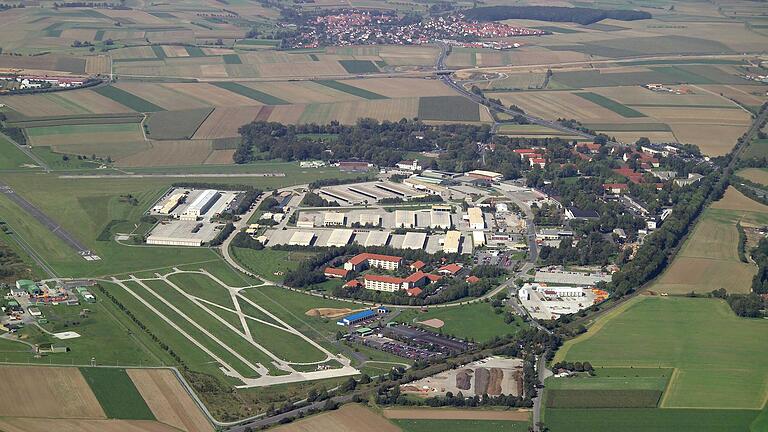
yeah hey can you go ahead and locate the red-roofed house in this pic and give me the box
[406,287,423,297]
[324,267,349,279]
[404,271,429,288]
[465,275,480,284]
[577,143,601,154]
[529,157,547,168]
[410,260,426,271]
[437,263,463,276]
[343,280,362,289]
[603,183,629,195]
[426,274,442,282]
[344,253,403,272]
[613,167,644,184]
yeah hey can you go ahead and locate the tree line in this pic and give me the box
[463,5,651,25]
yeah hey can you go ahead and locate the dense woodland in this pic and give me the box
[464,5,652,25]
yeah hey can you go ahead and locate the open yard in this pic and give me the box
[394,302,523,343]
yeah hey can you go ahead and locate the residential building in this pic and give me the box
[344,253,403,271]
[324,267,349,279]
[396,160,423,171]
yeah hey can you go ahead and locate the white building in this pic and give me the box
[430,210,452,229]
[472,230,486,247]
[288,231,315,246]
[443,230,462,254]
[395,210,416,228]
[180,190,220,221]
[396,160,423,171]
[467,207,484,230]
[323,212,346,227]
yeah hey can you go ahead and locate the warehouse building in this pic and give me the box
[402,232,427,250]
[467,207,485,230]
[430,210,452,229]
[473,230,486,247]
[180,190,221,221]
[443,230,462,254]
[359,213,381,227]
[326,229,354,247]
[146,220,221,246]
[394,210,415,228]
[363,230,391,247]
[323,212,346,227]
[467,170,503,182]
[344,253,403,272]
[288,231,315,246]
[153,192,186,215]
[337,309,376,326]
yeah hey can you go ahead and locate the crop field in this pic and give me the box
[497,124,582,139]
[383,408,530,421]
[544,408,761,432]
[340,78,455,98]
[146,108,213,140]
[94,86,165,112]
[298,98,420,124]
[418,96,481,122]
[211,82,289,105]
[339,59,380,73]
[192,106,262,139]
[394,302,523,343]
[0,366,105,419]
[127,369,212,432]
[394,419,530,432]
[574,92,647,118]
[314,80,388,100]
[653,187,768,294]
[555,296,768,409]
[25,123,144,147]
[272,404,400,432]
[112,83,214,111]
[80,367,155,420]
[737,168,768,186]
[742,138,768,160]
[545,389,662,408]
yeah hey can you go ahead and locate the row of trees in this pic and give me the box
[464,5,651,25]
[539,234,618,267]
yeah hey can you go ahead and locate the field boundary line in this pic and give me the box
[658,367,680,408]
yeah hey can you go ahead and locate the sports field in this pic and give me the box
[555,296,768,409]
[652,187,768,295]
[394,302,523,343]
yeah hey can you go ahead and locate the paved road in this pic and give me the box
[0,180,94,259]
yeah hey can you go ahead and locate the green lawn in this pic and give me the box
[545,367,671,391]
[545,408,760,432]
[556,297,768,409]
[230,247,315,282]
[79,367,155,419]
[0,135,35,170]
[395,302,524,343]
[394,419,530,432]
[166,272,235,309]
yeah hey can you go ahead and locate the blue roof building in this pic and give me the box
[337,309,375,326]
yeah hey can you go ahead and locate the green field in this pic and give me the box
[5,113,143,129]
[79,367,155,420]
[742,138,768,159]
[394,419,530,432]
[230,248,316,282]
[0,135,35,170]
[555,297,768,409]
[313,80,388,100]
[545,389,662,408]
[25,122,141,139]
[545,408,761,432]
[395,302,523,343]
[146,108,213,140]
[93,86,165,112]
[575,92,647,118]
[212,82,288,105]
[418,96,481,122]
[546,367,671,391]
[338,59,379,73]
[223,54,242,64]
[185,46,206,57]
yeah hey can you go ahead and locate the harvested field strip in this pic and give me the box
[127,369,212,432]
[115,140,214,167]
[544,408,760,432]
[93,86,165,112]
[582,123,671,131]
[313,80,388,100]
[223,54,242,64]
[0,418,183,432]
[0,366,105,419]
[272,404,400,432]
[212,82,288,105]
[25,123,144,146]
[545,389,662,408]
[6,113,143,128]
[418,96,481,122]
[575,92,646,118]
[192,106,262,140]
[256,106,273,122]
[151,45,166,60]
[338,59,379,73]
[79,368,155,420]
[123,281,260,378]
[394,419,530,431]
[383,408,530,421]
[146,108,213,140]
